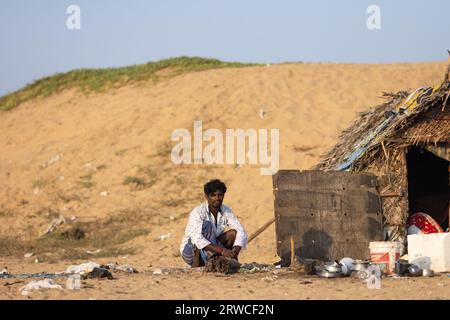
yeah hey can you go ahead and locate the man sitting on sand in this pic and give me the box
[180,179,248,267]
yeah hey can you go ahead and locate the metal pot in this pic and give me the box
[317,270,344,278]
[395,260,411,275]
[324,262,342,273]
[408,264,422,277]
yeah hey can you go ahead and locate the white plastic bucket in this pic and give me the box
[369,241,403,274]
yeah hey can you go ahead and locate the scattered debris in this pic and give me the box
[0,272,66,280]
[66,274,81,290]
[41,215,66,237]
[239,263,273,273]
[152,268,163,275]
[34,258,40,264]
[66,261,100,275]
[205,256,241,274]
[258,109,266,119]
[3,280,24,287]
[159,233,172,241]
[100,191,108,197]
[261,275,277,282]
[60,227,85,240]
[290,256,317,275]
[20,279,63,295]
[1,267,10,275]
[82,267,113,280]
[41,154,62,168]
[101,262,138,273]
[24,253,34,258]
[150,267,204,275]
[86,249,101,255]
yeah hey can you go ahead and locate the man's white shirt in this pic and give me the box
[180,202,248,253]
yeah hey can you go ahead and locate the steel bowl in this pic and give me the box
[324,262,342,273]
[352,260,370,271]
[422,269,434,277]
[317,270,344,278]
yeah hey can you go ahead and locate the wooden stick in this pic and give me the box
[247,217,276,244]
[379,192,402,197]
[290,236,295,266]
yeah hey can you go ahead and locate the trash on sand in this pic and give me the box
[100,191,108,197]
[357,264,382,285]
[41,215,66,237]
[20,279,63,295]
[205,256,241,274]
[41,154,62,168]
[86,249,101,255]
[152,269,163,275]
[101,262,138,273]
[66,261,100,275]
[66,274,81,290]
[259,109,266,119]
[1,267,10,275]
[290,257,317,275]
[159,233,172,241]
[24,253,34,258]
[239,263,273,273]
[82,267,113,280]
[261,275,277,282]
[0,272,66,280]
[34,258,40,264]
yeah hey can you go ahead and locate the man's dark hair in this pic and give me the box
[204,179,227,195]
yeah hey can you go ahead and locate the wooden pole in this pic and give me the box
[290,236,295,266]
[247,217,276,244]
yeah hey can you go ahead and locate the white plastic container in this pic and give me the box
[66,274,81,290]
[369,241,403,274]
[408,233,450,272]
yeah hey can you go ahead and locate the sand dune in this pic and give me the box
[0,61,448,299]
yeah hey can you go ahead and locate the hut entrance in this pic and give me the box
[406,146,450,230]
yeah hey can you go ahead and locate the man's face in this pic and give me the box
[206,190,224,209]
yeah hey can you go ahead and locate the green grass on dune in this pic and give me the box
[0,56,258,111]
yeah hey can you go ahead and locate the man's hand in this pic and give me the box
[221,248,234,258]
[231,246,241,260]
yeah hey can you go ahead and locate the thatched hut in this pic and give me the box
[315,66,450,245]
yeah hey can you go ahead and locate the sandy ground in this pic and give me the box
[1,258,449,300]
[1,61,449,299]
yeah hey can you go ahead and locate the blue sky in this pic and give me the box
[1,0,450,96]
